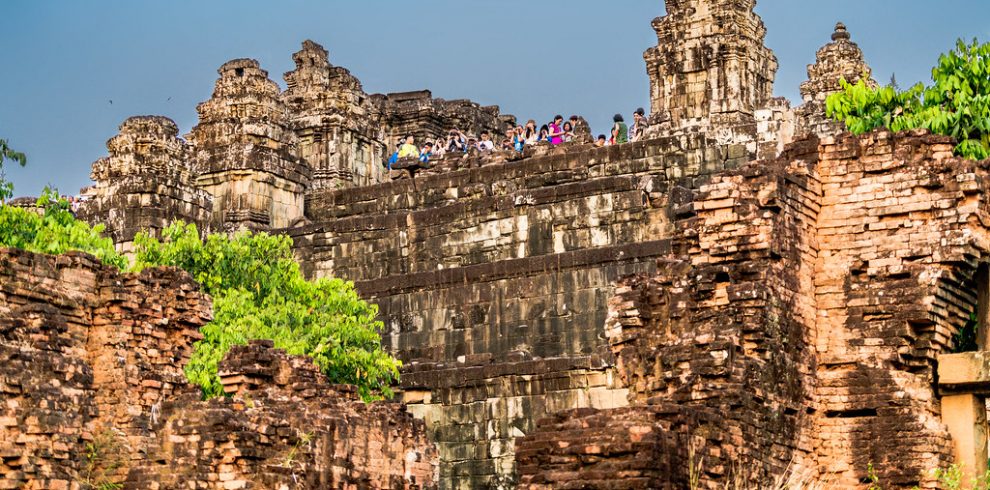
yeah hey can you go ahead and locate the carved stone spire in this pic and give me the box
[644,0,778,131]
[189,59,310,231]
[282,40,387,189]
[800,22,878,103]
[77,116,212,251]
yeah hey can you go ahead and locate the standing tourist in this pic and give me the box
[513,126,527,152]
[612,114,629,145]
[548,115,565,145]
[525,120,539,144]
[630,108,648,142]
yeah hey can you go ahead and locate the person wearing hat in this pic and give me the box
[631,108,648,142]
[612,114,629,145]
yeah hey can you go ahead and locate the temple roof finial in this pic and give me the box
[832,22,851,42]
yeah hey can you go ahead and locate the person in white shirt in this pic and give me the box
[478,132,496,151]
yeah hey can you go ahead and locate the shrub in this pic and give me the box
[132,222,401,400]
[0,189,127,269]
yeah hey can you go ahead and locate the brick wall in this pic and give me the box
[0,248,211,488]
[519,130,990,488]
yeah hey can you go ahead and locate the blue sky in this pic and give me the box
[2,0,988,196]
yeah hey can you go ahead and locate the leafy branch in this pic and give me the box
[0,138,27,202]
[827,38,990,161]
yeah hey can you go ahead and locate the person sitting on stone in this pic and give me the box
[630,108,649,142]
[595,134,607,148]
[398,135,420,159]
[478,132,496,151]
[612,114,629,145]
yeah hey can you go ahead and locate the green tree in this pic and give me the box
[827,39,990,161]
[131,222,401,400]
[0,139,27,202]
[0,188,126,269]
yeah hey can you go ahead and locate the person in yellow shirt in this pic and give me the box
[397,135,420,159]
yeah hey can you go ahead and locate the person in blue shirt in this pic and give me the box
[420,142,434,163]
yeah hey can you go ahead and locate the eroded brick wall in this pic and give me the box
[0,248,211,488]
[128,341,437,489]
[810,130,986,487]
[519,130,990,489]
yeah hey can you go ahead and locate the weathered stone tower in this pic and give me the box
[77,116,211,251]
[283,40,387,190]
[797,22,878,137]
[189,59,310,231]
[644,0,778,132]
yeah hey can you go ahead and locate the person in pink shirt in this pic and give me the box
[548,115,565,145]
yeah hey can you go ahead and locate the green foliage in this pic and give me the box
[79,429,125,490]
[867,463,883,490]
[827,39,990,161]
[0,138,27,202]
[0,188,127,269]
[132,222,401,401]
[954,312,980,353]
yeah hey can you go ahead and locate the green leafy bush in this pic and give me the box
[132,222,400,400]
[0,189,127,269]
[827,39,990,161]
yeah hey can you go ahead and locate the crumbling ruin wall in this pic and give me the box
[517,130,990,489]
[127,340,437,489]
[0,247,211,488]
[522,137,825,488]
[0,249,439,489]
[291,135,755,488]
[810,130,986,487]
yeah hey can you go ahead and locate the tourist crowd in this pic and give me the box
[388,108,651,168]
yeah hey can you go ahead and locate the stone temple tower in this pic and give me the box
[78,116,212,252]
[644,0,778,132]
[189,59,310,231]
[796,22,878,137]
[283,40,387,190]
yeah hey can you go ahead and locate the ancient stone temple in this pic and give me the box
[189,58,311,231]
[8,0,990,488]
[796,22,879,137]
[644,0,778,134]
[76,116,211,251]
[283,40,387,190]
